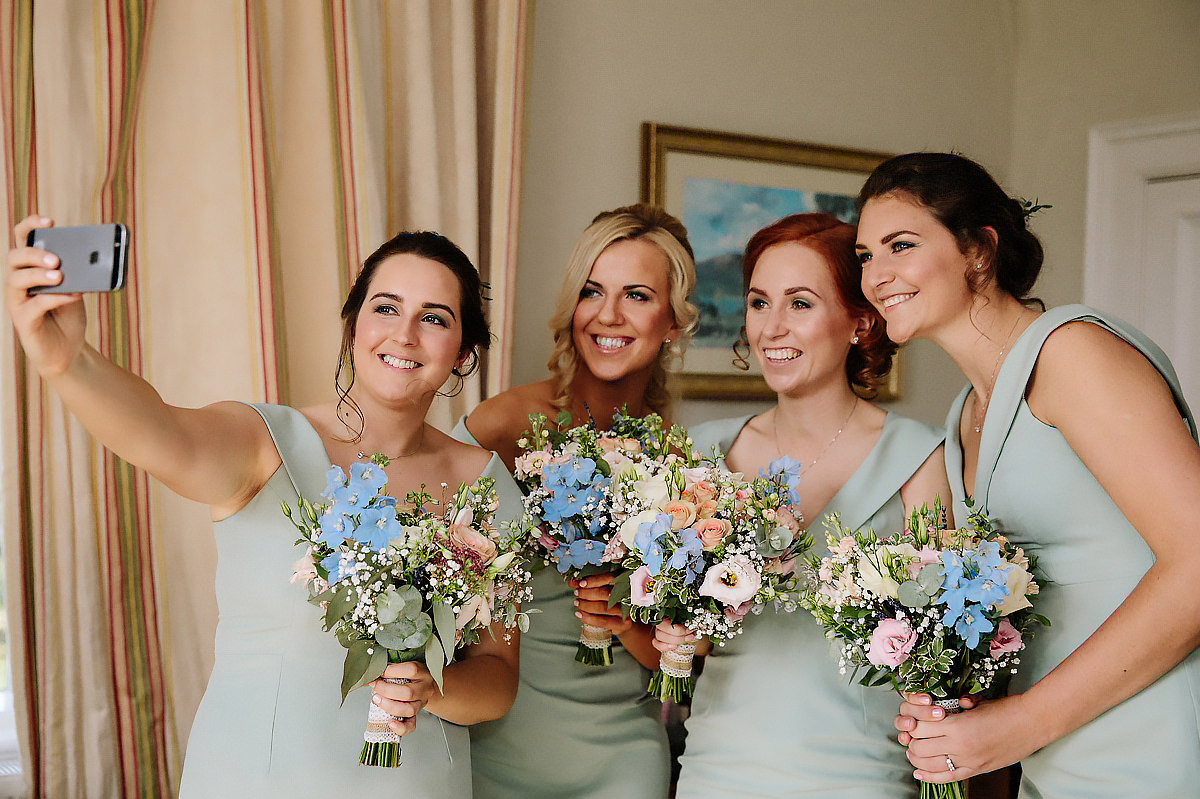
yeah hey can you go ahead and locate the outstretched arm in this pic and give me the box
[8,215,279,516]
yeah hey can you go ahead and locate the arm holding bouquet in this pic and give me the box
[857,151,1200,796]
[894,323,1200,784]
[10,214,524,787]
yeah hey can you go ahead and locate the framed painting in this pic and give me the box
[639,122,900,401]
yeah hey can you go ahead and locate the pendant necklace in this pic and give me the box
[972,312,1024,434]
[773,396,860,476]
[356,427,425,462]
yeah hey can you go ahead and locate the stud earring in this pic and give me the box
[851,336,859,345]
[975,262,984,270]
[664,338,672,344]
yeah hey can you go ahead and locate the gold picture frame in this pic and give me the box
[639,122,900,401]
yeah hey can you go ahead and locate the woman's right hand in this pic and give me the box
[7,215,88,377]
[653,619,711,657]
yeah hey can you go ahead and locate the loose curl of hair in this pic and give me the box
[732,213,895,397]
[545,203,698,417]
[855,152,1046,308]
[335,230,491,441]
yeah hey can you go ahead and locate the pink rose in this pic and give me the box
[290,546,319,585]
[906,546,942,578]
[988,617,1023,657]
[629,565,658,607]
[866,618,918,668]
[694,499,719,519]
[662,500,698,531]
[448,523,498,565]
[775,505,803,535]
[698,555,762,606]
[694,517,732,551]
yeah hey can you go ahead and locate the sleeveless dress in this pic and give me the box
[179,404,523,798]
[676,411,944,798]
[945,305,1200,799]
[451,417,671,799]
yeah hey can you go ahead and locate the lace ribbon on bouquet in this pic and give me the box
[649,642,696,702]
[359,676,410,767]
[577,622,614,666]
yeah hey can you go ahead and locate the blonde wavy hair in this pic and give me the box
[546,203,698,417]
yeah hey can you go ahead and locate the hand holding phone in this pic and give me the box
[27,223,128,294]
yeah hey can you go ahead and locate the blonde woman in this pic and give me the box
[454,204,697,798]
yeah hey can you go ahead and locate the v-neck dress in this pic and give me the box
[675,411,944,798]
[179,404,523,798]
[944,305,1200,799]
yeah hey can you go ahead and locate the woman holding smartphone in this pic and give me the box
[654,212,949,798]
[8,215,521,796]
[855,152,1200,797]
[454,203,698,799]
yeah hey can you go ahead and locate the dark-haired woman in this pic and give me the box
[656,213,950,798]
[856,152,1200,798]
[7,216,521,796]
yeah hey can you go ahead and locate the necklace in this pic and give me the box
[356,428,425,462]
[773,396,859,476]
[972,312,1024,434]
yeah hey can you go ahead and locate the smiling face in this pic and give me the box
[855,193,977,344]
[570,237,680,384]
[745,241,866,397]
[350,253,465,404]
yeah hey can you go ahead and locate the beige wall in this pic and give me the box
[511,0,1200,429]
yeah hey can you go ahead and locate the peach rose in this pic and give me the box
[662,499,698,531]
[694,517,732,551]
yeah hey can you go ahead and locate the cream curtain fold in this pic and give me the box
[1,1,527,795]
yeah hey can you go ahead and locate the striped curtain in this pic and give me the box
[0,1,527,795]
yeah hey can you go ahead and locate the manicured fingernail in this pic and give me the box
[372,694,381,705]
[579,579,587,587]
[574,611,582,619]
[43,254,58,266]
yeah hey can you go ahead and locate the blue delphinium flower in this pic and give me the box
[953,604,995,649]
[555,537,607,573]
[354,504,402,552]
[666,528,704,585]
[321,550,358,583]
[763,455,803,505]
[317,509,352,547]
[635,514,674,575]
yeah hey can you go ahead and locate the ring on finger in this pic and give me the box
[945,756,957,772]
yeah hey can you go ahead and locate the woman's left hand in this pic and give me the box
[369,660,438,737]
[570,573,632,635]
[900,692,1043,783]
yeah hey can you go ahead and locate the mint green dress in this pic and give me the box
[451,418,671,799]
[179,404,522,797]
[676,412,943,798]
[945,305,1200,799]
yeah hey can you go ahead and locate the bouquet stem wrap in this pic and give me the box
[576,622,614,667]
[648,643,696,702]
[360,701,402,768]
[920,699,965,799]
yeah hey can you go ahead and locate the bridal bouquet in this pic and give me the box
[620,454,811,701]
[284,455,532,767]
[513,409,688,665]
[803,498,1047,799]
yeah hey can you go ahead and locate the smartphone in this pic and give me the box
[27,223,128,293]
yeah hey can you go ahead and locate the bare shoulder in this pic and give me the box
[467,380,556,451]
[1029,319,1179,434]
[425,425,493,482]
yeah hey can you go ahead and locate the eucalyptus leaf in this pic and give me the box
[432,601,457,662]
[897,580,930,608]
[341,640,387,701]
[376,584,423,625]
[374,613,433,650]
[917,563,943,593]
[324,585,358,629]
[423,636,446,690]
